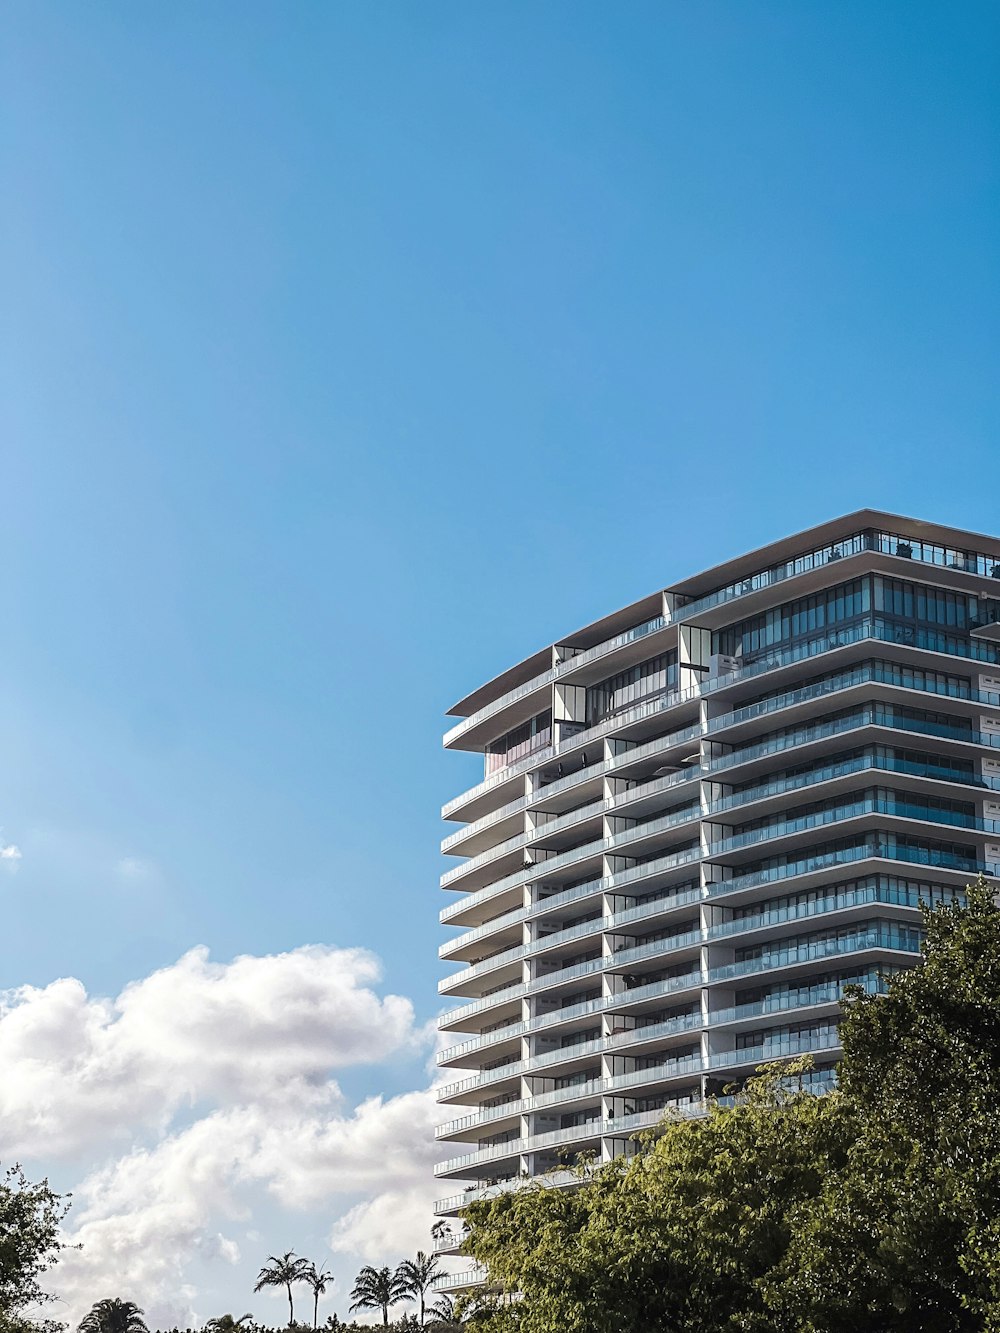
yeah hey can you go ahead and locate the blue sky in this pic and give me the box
[1,0,998,1321]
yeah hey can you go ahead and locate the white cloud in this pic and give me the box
[0,843,22,869]
[54,1088,443,1324]
[0,944,420,1158]
[0,945,444,1327]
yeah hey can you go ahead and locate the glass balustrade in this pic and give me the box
[442,717,701,828]
[441,905,529,959]
[709,707,997,781]
[444,668,557,747]
[676,528,1000,624]
[437,1027,843,1173]
[437,1062,526,1100]
[710,753,985,818]
[708,840,992,896]
[709,1028,840,1067]
[443,614,670,754]
[441,791,531,853]
[444,609,1000,825]
[441,985,528,1027]
[710,796,997,858]
[441,913,613,993]
[442,743,555,819]
[708,924,922,982]
[443,836,705,928]
[700,620,999,702]
[708,972,887,1027]
[556,614,669,674]
[708,884,946,939]
[438,1014,705,1102]
[441,1058,713,1140]
[709,660,999,738]
[437,1021,528,1064]
[608,886,704,928]
[608,930,703,969]
[437,970,706,1064]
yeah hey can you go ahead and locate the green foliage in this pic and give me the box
[204,1315,254,1333]
[301,1266,333,1332]
[348,1266,409,1326]
[77,1301,148,1333]
[395,1253,441,1325]
[458,876,1000,1333]
[0,1163,70,1333]
[461,1061,852,1333]
[254,1254,311,1327]
[782,873,1000,1332]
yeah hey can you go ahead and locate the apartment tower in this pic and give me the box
[433,511,1000,1287]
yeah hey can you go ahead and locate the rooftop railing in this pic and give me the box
[675,528,1000,625]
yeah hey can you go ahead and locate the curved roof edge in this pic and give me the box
[447,509,1000,719]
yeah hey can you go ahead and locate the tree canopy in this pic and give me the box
[0,1163,69,1333]
[459,875,1000,1333]
[77,1300,148,1333]
[349,1266,409,1327]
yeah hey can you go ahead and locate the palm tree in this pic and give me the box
[349,1264,408,1326]
[205,1317,254,1333]
[254,1251,311,1326]
[396,1251,441,1325]
[426,1295,462,1329]
[78,1301,149,1333]
[302,1263,334,1331]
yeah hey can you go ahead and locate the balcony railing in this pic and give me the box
[675,527,1000,625]
[437,970,705,1064]
[710,753,990,819]
[434,1035,839,1174]
[443,614,670,753]
[708,884,950,940]
[708,840,995,896]
[708,923,921,982]
[709,795,999,859]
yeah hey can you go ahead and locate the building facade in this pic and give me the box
[433,512,1000,1285]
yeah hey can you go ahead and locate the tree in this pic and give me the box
[396,1253,440,1325]
[0,1163,70,1333]
[301,1264,333,1332]
[77,1301,148,1333]
[426,1294,463,1330]
[254,1253,310,1327]
[766,874,1000,1332]
[349,1265,409,1327]
[460,1059,853,1333]
[204,1316,254,1333]
[458,876,1000,1333]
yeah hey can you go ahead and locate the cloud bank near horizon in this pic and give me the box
[0,945,445,1328]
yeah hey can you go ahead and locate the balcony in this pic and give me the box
[437,970,705,1065]
[707,923,922,984]
[708,884,937,942]
[435,1032,840,1175]
[709,796,998,868]
[441,828,705,930]
[675,527,1000,628]
[707,840,992,901]
[442,614,672,755]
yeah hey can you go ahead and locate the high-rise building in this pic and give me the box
[433,512,1000,1286]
